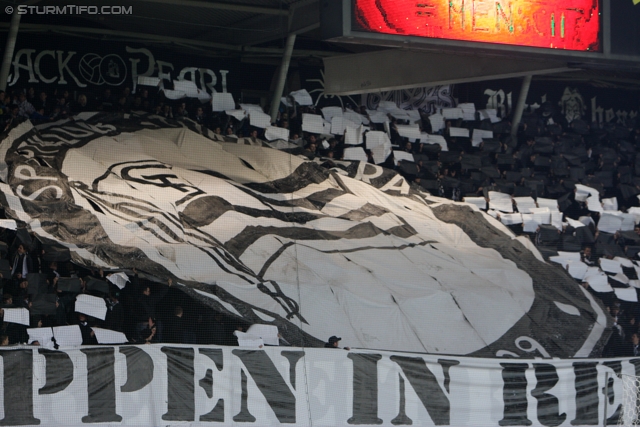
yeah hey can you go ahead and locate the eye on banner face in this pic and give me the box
[353,0,600,51]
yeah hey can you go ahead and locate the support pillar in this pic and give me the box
[269,33,296,125]
[0,7,21,91]
[510,74,533,139]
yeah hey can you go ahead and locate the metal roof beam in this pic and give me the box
[133,0,289,16]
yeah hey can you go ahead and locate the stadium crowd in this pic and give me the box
[1,83,639,357]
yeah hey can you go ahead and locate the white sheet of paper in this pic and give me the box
[600,258,622,274]
[3,307,29,325]
[264,126,290,141]
[427,134,448,151]
[612,273,630,285]
[322,106,343,122]
[249,111,272,129]
[367,110,389,123]
[289,89,313,106]
[211,92,236,112]
[500,213,523,225]
[557,251,582,261]
[343,147,368,162]
[393,150,414,163]
[91,327,128,344]
[489,199,513,213]
[585,273,614,292]
[225,109,246,121]
[522,214,539,232]
[302,114,325,134]
[602,197,618,211]
[52,325,83,347]
[428,114,445,132]
[575,184,599,202]
[551,211,563,230]
[615,256,634,268]
[106,272,129,290]
[471,129,493,146]
[449,127,469,138]
[331,116,359,135]
[442,108,464,120]
[587,196,603,213]
[75,294,107,320]
[514,197,536,213]
[246,324,279,346]
[579,216,596,228]
[405,110,421,123]
[27,327,55,348]
[345,126,363,145]
[396,124,422,140]
[234,330,264,348]
[566,218,586,228]
[344,110,365,125]
[463,197,487,210]
[531,209,551,225]
[137,76,161,87]
[478,109,501,123]
[615,287,638,302]
[371,144,391,164]
[620,213,636,231]
[162,89,186,100]
[598,212,623,234]
[0,219,17,230]
[173,80,199,97]
[537,198,559,211]
[567,262,589,281]
[239,104,263,113]
[458,103,476,121]
[367,131,391,149]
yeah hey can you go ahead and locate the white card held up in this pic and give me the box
[471,129,493,147]
[173,80,199,97]
[366,131,391,149]
[522,214,539,232]
[614,256,634,268]
[396,124,422,140]
[371,144,391,164]
[75,294,107,320]
[599,258,622,274]
[367,110,389,123]
[302,114,325,134]
[427,134,448,151]
[246,324,280,346]
[322,106,343,122]
[489,199,513,213]
[584,269,613,292]
[211,92,236,112]
[500,213,523,225]
[137,76,161,87]
[586,196,603,213]
[463,197,487,210]
[249,111,272,129]
[343,147,368,162]
[597,212,623,234]
[575,184,599,201]
[28,327,55,349]
[458,103,476,121]
[0,219,17,230]
[331,116,358,135]
[264,126,290,141]
[162,89,186,100]
[551,211,563,230]
[345,126,363,145]
[602,197,618,211]
[567,262,589,281]
[392,150,414,163]
[615,287,638,302]
[478,109,501,123]
[52,325,83,348]
[428,114,445,132]
[234,330,264,348]
[566,218,586,228]
[449,127,470,138]
[344,110,365,125]
[536,198,559,211]
[91,327,128,344]
[441,108,464,120]
[239,104,263,113]
[225,109,246,121]
[107,272,129,289]
[513,197,536,213]
[289,89,313,106]
[3,307,30,325]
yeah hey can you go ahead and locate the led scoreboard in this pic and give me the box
[353,0,601,51]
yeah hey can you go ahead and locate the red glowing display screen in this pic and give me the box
[353,0,600,51]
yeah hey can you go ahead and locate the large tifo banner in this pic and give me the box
[0,344,636,427]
